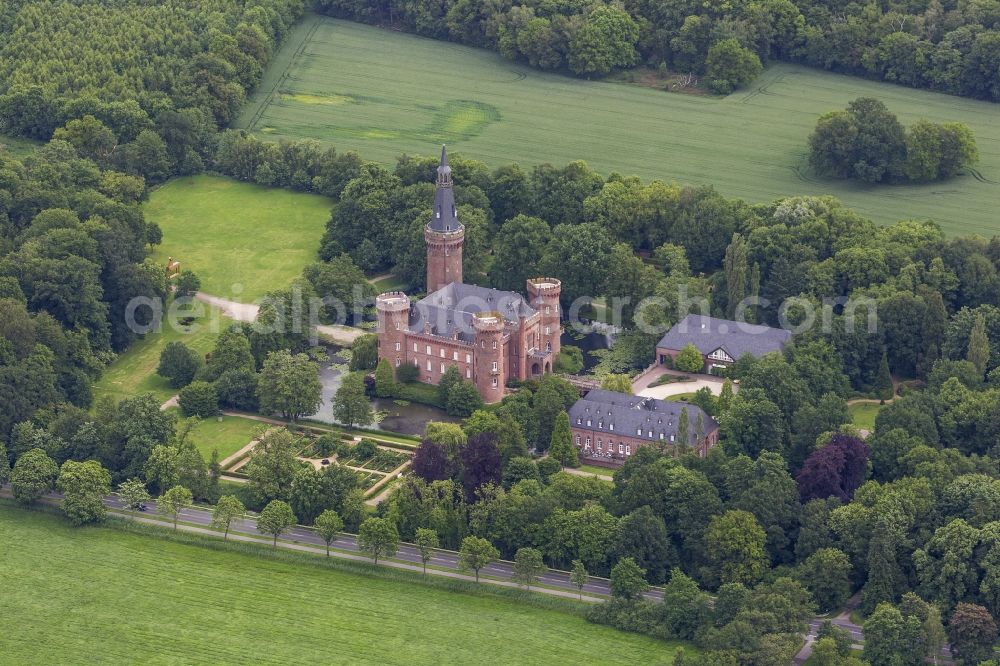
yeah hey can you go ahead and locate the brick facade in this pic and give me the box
[568,390,720,467]
[375,146,561,403]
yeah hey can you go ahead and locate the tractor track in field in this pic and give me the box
[968,168,999,184]
[244,15,322,133]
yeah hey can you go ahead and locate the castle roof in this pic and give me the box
[410,282,536,342]
[428,145,461,233]
[656,314,791,360]
[569,389,718,446]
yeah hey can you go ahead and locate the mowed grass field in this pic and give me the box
[848,402,882,430]
[93,304,227,405]
[236,15,1000,236]
[177,413,266,461]
[146,175,333,302]
[0,505,683,665]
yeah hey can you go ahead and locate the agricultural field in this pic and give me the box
[0,505,684,665]
[92,304,227,405]
[235,15,1000,236]
[146,175,333,303]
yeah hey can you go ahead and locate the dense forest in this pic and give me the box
[316,0,1000,100]
[0,0,305,177]
[1,3,999,661]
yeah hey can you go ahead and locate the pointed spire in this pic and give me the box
[437,144,452,187]
[429,144,460,232]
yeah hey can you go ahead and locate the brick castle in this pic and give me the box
[376,146,561,403]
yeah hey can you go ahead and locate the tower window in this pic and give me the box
[395,358,400,367]
[491,377,498,388]
[465,353,471,363]
[466,368,471,379]
[426,345,431,355]
[492,361,498,371]
[492,340,497,350]
[426,360,432,371]
[413,342,418,352]
[394,342,400,351]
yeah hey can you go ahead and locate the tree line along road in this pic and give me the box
[96,493,659,602]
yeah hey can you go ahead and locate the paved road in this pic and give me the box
[795,613,953,663]
[103,495,664,602]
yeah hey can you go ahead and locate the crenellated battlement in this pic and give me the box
[526,277,562,297]
[375,292,411,312]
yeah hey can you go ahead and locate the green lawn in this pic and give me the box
[575,463,615,477]
[371,274,409,292]
[848,402,882,430]
[0,132,39,158]
[181,414,266,461]
[235,15,1000,236]
[0,505,683,665]
[93,304,226,405]
[146,174,333,302]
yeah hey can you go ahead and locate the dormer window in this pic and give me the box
[577,418,582,425]
[609,423,614,431]
[587,420,592,427]
[636,428,642,436]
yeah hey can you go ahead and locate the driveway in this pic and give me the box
[194,292,366,345]
[633,365,731,400]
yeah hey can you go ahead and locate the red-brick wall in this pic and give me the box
[425,227,464,293]
[571,424,719,466]
[403,332,476,385]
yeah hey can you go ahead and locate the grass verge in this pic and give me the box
[0,502,687,664]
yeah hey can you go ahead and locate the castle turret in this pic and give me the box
[473,311,506,403]
[375,292,411,369]
[526,277,562,363]
[425,145,464,293]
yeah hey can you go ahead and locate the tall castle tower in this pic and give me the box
[527,277,562,363]
[473,311,506,404]
[375,291,411,367]
[425,145,464,293]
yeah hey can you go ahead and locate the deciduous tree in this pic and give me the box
[258,350,322,421]
[415,527,440,573]
[10,448,58,504]
[609,557,649,600]
[513,547,546,589]
[211,494,245,540]
[157,485,193,530]
[258,499,297,547]
[459,535,500,582]
[116,478,150,512]
[57,460,111,525]
[358,517,399,564]
[332,371,373,429]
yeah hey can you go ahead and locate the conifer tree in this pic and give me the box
[967,312,990,376]
[548,410,578,467]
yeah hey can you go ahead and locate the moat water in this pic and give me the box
[306,329,610,435]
